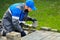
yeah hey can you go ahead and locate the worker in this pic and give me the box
[1,0,38,37]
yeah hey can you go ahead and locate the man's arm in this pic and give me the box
[23,16,38,28]
[11,7,24,32]
[12,18,26,37]
[24,16,37,22]
[12,16,24,32]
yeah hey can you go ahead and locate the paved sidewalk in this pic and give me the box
[22,30,60,40]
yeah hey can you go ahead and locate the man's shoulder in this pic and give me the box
[9,3,25,10]
[12,3,25,5]
[9,3,25,7]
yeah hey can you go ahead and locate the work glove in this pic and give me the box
[32,21,38,28]
[21,31,26,37]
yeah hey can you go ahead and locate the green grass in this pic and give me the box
[29,0,60,30]
[0,0,60,31]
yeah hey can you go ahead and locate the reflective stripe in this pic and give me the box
[19,21,25,23]
[12,16,19,19]
[8,8,12,14]
[16,6,21,9]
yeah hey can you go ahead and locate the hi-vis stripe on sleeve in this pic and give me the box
[12,16,19,20]
[19,21,25,23]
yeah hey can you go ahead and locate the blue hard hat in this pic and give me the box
[26,0,36,10]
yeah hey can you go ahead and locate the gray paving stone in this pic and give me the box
[41,32,60,40]
[40,27,51,31]
[0,36,7,40]
[6,32,21,40]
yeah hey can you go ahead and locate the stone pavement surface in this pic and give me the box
[22,30,60,40]
[0,37,7,40]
